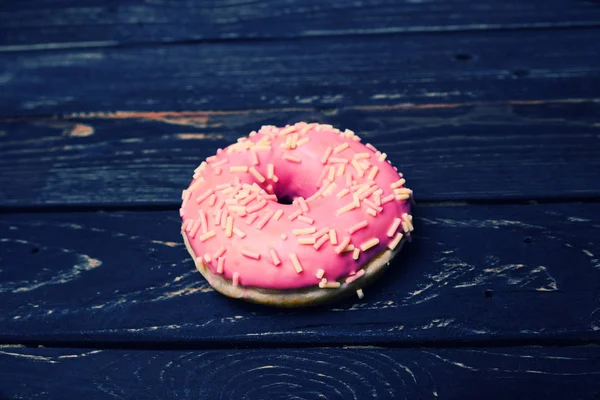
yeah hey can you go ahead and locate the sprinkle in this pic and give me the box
[225,198,238,205]
[281,233,288,240]
[267,164,274,179]
[321,147,333,164]
[329,229,338,245]
[279,125,296,136]
[334,237,352,254]
[290,253,303,273]
[199,210,208,234]
[381,194,395,205]
[343,244,355,253]
[241,249,261,260]
[256,210,274,230]
[213,246,226,259]
[378,153,387,162]
[387,218,402,237]
[225,216,234,237]
[316,269,325,279]
[366,208,378,217]
[292,227,317,236]
[180,208,185,217]
[348,220,368,235]
[336,188,350,199]
[245,213,259,225]
[366,143,377,151]
[373,194,381,206]
[288,209,303,221]
[272,174,279,182]
[215,210,223,226]
[232,272,240,287]
[354,152,370,159]
[204,253,213,263]
[212,158,228,168]
[327,166,336,182]
[333,142,349,154]
[230,166,248,173]
[300,123,315,134]
[206,155,218,163]
[314,235,329,250]
[298,237,317,245]
[344,128,355,137]
[388,232,403,250]
[199,230,217,242]
[297,197,309,213]
[221,187,236,196]
[367,166,379,181]
[273,209,284,221]
[269,249,281,266]
[189,219,202,238]
[239,193,258,206]
[195,161,208,173]
[195,188,214,204]
[360,238,380,251]
[248,167,266,183]
[356,288,364,299]
[220,209,228,226]
[181,218,190,230]
[296,137,310,147]
[233,227,246,238]
[402,213,414,232]
[322,182,338,197]
[182,189,191,201]
[336,164,346,178]
[363,198,382,211]
[283,153,302,163]
[352,248,360,260]
[391,178,406,189]
[217,257,225,273]
[345,173,353,187]
[396,193,411,201]
[298,215,314,224]
[329,157,349,164]
[290,133,298,148]
[208,194,217,206]
[351,159,365,177]
[355,184,372,198]
[247,200,267,213]
[336,198,359,215]
[319,279,341,289]
[314,227,330,239]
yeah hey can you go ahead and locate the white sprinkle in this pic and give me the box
[241,249,261,260]
[391,178,406,189]
[230,166,249,173]
[321,147,333,164]
[199,230,216,242]
[232,272,240,287]
[360,237,379,251]
[290,253,303,273]
[381,194,395,204]
[314,235,329,250]
[267,163,275,179]
[356,288,364,299]
[378,153,387,162]
[292,227,317,236]
[233,227,246,238]
[297,197,309,213]
[256,210,274,230]
[245,213,259,225]
[328,229,338,245]
[316,269,325,279]
[247,200,267,213]
[249,167,266,183]
[225,216,233,238]
[199,210,208,234]
[213,246,226,259]
[334,237,352,254]
[189,219,202,238]
[336,188,350,199]
[273,209,284,221]
[283,153,302,163]
[322,182,338,197]
[387,218,402,237]
[348,220,368,235]
[352,248,360,260]
[298,237,317,245]
[297,215,314,225]
[195,188,214,204]
[281,233,288,240]
[217,257,225,273]
[366,208,378,217]
[367,166,379,181]
[269,248,281,266]
[333,142,349,154]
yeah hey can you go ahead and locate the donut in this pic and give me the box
[180,122,413,307]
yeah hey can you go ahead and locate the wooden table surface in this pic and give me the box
[1,1,600,398]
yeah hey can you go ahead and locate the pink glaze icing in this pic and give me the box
[180,122,413,290]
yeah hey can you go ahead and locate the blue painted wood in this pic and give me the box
[1,0,600,50]
[1,100,600,206]
[0,29,599,116]
[0,346,598,399]
[0,203,598,344]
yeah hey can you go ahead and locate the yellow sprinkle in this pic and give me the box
[327,166,336,182]
[367,166,379,181]
[290,253,303,273]
[292,227,317,236]
[249,167,266,183]
[333,142,349,154]
[360,237,380,251]
[391,178,406,189]
[298,237,317,245]
[388,233,403,250]
[199,230,216,242]
[283,153,302,163]
[378,153,387,162]
[225,216,233,238]
[329,229,338,245]
[296,137,310,147]
[354,152,370,159]
[321,147,333,164]
[230,166,249,173]
[273,209,284,221]
[352,248,360,260]
[337,164,346,177]
[351,159,365,177]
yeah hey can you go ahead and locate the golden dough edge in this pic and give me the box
[182,230,406,308]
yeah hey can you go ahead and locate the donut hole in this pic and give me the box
[277,194,295,205]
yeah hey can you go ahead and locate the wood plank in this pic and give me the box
[0,346,598,399]
[0,203,598,344]
[1,29,599,116]
[2,0,600,50]
[1,100,599,206]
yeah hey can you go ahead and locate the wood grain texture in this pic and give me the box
[0,346,599,399]
[2,0,600,50]
[1,29,600,116]
[2,100,599,206]
[0,203,598,344]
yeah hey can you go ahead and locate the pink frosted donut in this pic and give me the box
[180,122,413,306]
